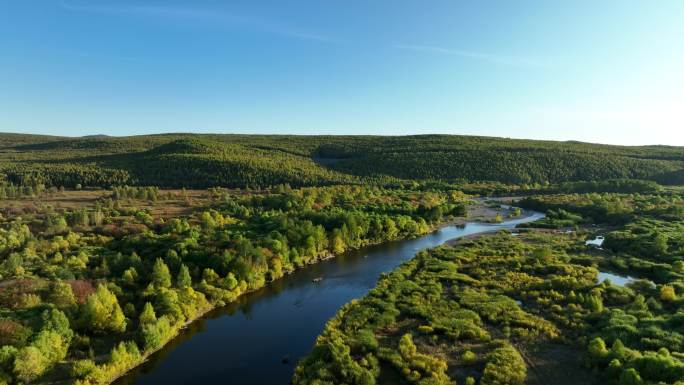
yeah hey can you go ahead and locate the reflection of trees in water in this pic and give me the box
[115,216,544,385]
[114,318,209,385]
[227,240,410,316]
[115,238,417,384]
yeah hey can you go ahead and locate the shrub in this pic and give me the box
[481,344,526,385]
[462,350,477,365]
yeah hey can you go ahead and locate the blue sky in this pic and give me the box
[1,1,683,145]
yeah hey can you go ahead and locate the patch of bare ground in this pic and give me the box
[0,189,224,219]
[411,338,598,385]
[378,362,406,385]
[516,342,598,385]
[404,317,599,385]
[436,340,488,382]
[451,197,526,226]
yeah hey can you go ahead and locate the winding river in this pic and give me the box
[115,211,544,385]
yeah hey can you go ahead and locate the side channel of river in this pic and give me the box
[115,211,544,385]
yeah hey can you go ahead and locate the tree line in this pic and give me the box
[0,184,465,384]
[2,133,683,188]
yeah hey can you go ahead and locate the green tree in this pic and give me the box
[49,280,76,308]
[330,230,346,254]
[660,285,676,302]
[611,339,627,361]
[532,247,553,262]
[200,211,217,229]
[11,330,68,382]
[46,214,69,234]
[481,344,526,385]
[619,368,643,385]
[176,264,192,288]
[141,316,173,352]
[32,330,68,367]
[13,346,46,383]
[462,350,477,365]
[139,302,157,325]
[0,345,17,367]
[41,309,73,342]
[152,258,172,288]
[586,294,604,313]
[81,285,127,333]
[588,337,609,360]
[223,272,238,290]
[155,289,184,321]
[122,267,139,285]
[651,233,668,256]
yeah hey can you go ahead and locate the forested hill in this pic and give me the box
[1,132,683,188]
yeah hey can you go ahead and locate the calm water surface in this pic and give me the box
[116,212,544,385]
[598,271,654,288]
[597,271,636,287]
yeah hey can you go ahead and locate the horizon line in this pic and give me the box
[0,130,679,148]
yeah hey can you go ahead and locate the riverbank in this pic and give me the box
[292,228,583,385]
[45,198,532,385]
[443,197,523,226]
[80,214,463,385]
[110,208,543,385]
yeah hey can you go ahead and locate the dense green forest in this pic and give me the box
[2,132,684,385]
[294,190,684,385]
[2,133,684,188]
[0,183,465,384]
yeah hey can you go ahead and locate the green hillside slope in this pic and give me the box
[1,133,683,187]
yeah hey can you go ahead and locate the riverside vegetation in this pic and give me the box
[0,183,466,384]
[1,133,684,384]
[293,189,684,385]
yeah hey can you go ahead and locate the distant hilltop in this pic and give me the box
[0,132,683,188]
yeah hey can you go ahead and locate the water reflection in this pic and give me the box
[598,271,654,288]
[586,236,605,247]
[116,211,544,385]
[598,271,636,287]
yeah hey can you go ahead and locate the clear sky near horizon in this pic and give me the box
[1,1,683,145]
